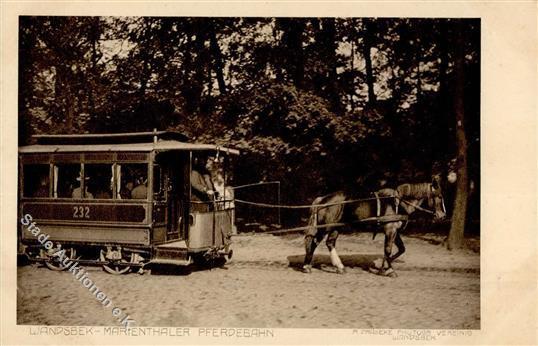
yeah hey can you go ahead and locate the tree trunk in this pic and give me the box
[416,62,422,103]
[181,33,196,115]
[18,18,38,144]
[321,18,340,113]
[138,30,150,101]
[291,21,305,89]
[350,39,355,112]
[55,65,75,132]
[437,20,451,161]
[208,22,227,95]
[193,30,207,115]
[272,20,285,83]
[280,19,305,88]
[414,25,423,104]
[362,19,376,105]
[447,21,469,250]
[87,18,100,119]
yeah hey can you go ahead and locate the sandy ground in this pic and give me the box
[17,232,480,329]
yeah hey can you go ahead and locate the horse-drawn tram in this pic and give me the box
[18,131,238,274]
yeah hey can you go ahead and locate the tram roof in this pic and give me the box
[33,131,187,144]
[19,132,240,155]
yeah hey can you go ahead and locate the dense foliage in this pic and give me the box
[19,17,480,209]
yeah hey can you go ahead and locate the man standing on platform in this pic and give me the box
[190,156,215,212]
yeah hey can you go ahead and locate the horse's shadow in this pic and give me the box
[287,253,383,273]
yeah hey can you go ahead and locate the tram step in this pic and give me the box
[148,258,192,266]
[153,246,190,264]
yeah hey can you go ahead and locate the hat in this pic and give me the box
[76,173,90,181]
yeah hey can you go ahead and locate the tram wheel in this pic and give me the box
[44,247,78,271]
[103,263,131,275]
[100,247,138,275]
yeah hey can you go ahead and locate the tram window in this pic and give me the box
[55,164,82,198]
[23,164,50,198]
[85,164,113,199]
[117,164,148,200]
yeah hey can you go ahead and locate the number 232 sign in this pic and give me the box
[73,206,90,219]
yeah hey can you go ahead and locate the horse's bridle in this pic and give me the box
[399,183,446,216]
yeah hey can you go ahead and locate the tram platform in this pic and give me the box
[151,240,191,266]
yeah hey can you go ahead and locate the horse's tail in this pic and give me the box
[306,196,324,237]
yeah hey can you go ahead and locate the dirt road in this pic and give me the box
[17,232,479,329]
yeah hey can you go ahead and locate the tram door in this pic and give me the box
[156,152,187,241]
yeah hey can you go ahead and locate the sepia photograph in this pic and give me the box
[15,15,482,331]
[2,2,537,343]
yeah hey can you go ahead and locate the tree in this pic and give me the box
[18,16,109,138]
[447,21,469,250]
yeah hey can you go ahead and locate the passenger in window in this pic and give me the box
[93,176,113,199]
[131,176,147,199]
[94,186,112,199]
[120,181,134,199]
[34,175,50,198]
[72,174,94,199]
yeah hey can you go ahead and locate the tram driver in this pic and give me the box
[190,156,216,212]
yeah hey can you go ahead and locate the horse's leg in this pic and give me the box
[380,222,398,277]
[326,229,345,274]
[389,231,405,263]
[303,202,321,273]
[303,235,317,273]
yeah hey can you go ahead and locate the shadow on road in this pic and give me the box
[287,253,383,272]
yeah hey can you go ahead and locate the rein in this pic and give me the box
[399,199,436,215]
[233,190,442,216]
[234,195,396,210]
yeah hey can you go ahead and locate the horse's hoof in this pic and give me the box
[384,268,398,278]
[302,265,312,274]
[336,267,346,274]
[368,267,397,278]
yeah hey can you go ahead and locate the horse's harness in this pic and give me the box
[369,184,442,239]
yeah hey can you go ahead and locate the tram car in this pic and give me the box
[18,131,238,274]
